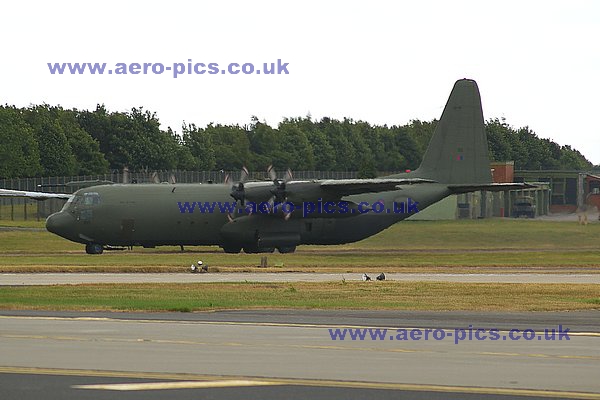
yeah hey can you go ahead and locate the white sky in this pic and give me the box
[2,0,599,165]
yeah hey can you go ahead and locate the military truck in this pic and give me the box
[512,196,536,218]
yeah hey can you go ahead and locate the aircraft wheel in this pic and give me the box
[243,246,275,254]
[222,246,242,254]
[278,246,296,254]
[85,243,104,255]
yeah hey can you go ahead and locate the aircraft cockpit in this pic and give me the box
[82,192,101,206]
[61,192,101,223]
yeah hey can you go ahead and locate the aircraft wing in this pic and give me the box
[0,189,73,201]
[319,178,435,196]
[447,183,537,194]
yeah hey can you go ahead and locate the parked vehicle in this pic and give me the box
[512,196,536,218]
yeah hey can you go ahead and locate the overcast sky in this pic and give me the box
[2,0,599,165]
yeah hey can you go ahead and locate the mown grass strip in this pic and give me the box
[3,219,600,253]
[1,219,599,273]
[1,249,600,273]
[0,282,598,312]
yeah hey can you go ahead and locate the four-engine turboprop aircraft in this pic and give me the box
[0,79,532,254]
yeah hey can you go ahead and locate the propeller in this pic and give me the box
[228,166,294,220]
[226,167,251,222]
[229,166,250,206]
[266,166,294,220]
[149,171,175,184]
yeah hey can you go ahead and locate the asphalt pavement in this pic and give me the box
[1,310,599,399]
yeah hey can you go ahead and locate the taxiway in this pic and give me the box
[0,310,598,399]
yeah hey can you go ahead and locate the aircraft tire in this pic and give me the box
[243,246,275,254]
[277,246,296,254]
[222,246,242,254]
[85,243,104,255]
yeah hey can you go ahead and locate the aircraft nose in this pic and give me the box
[46,212,74,237]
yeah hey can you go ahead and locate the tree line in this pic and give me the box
[0,104,594,179]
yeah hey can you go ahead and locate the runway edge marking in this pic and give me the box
[0,367,599,399]
[73,380,281,391]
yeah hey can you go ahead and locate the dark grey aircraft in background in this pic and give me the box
[0,79,530,254]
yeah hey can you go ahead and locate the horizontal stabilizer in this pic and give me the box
[448,183,537,194]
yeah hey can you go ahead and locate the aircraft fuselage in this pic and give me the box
[45,182,450,253]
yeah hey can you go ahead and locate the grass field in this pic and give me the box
[0,219,599,273]
[0,282,598,312]
[0,202,42,222]
[1,219,599,312]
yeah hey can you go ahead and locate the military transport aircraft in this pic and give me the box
[0,79,531,254]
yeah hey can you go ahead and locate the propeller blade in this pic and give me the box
[285,168,293,182]
[267,165,277,181]
[240,166,249,183]
[122,167,130,184]
[267,196,275,213]
[223,173,230,184]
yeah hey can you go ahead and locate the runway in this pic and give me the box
[1,310,599,399]
[2,272,600,285]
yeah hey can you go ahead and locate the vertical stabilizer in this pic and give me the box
[415,79,492,184]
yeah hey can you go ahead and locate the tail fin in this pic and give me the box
[414,79,492,184]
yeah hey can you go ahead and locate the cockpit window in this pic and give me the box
[83,192,101,206]
[61,195,75,212]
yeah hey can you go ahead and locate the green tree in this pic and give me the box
[124,107,180,170]
[247,117,281,169]
[486,118,513,162]
[78,106,180,170]
[57,108,109,174]
[205,123,251,170]
[287,116,335,170]
[277,120,314,170]
[181,123,216,170]
[0,106,42,178]
[385,125,421,171]
[405,119,436,155]
[318,117,356,170]
[559,145,592,170]
[23,105,75,176]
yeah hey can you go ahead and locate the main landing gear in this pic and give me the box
[85,243,104,254]
[221,246,296,254]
